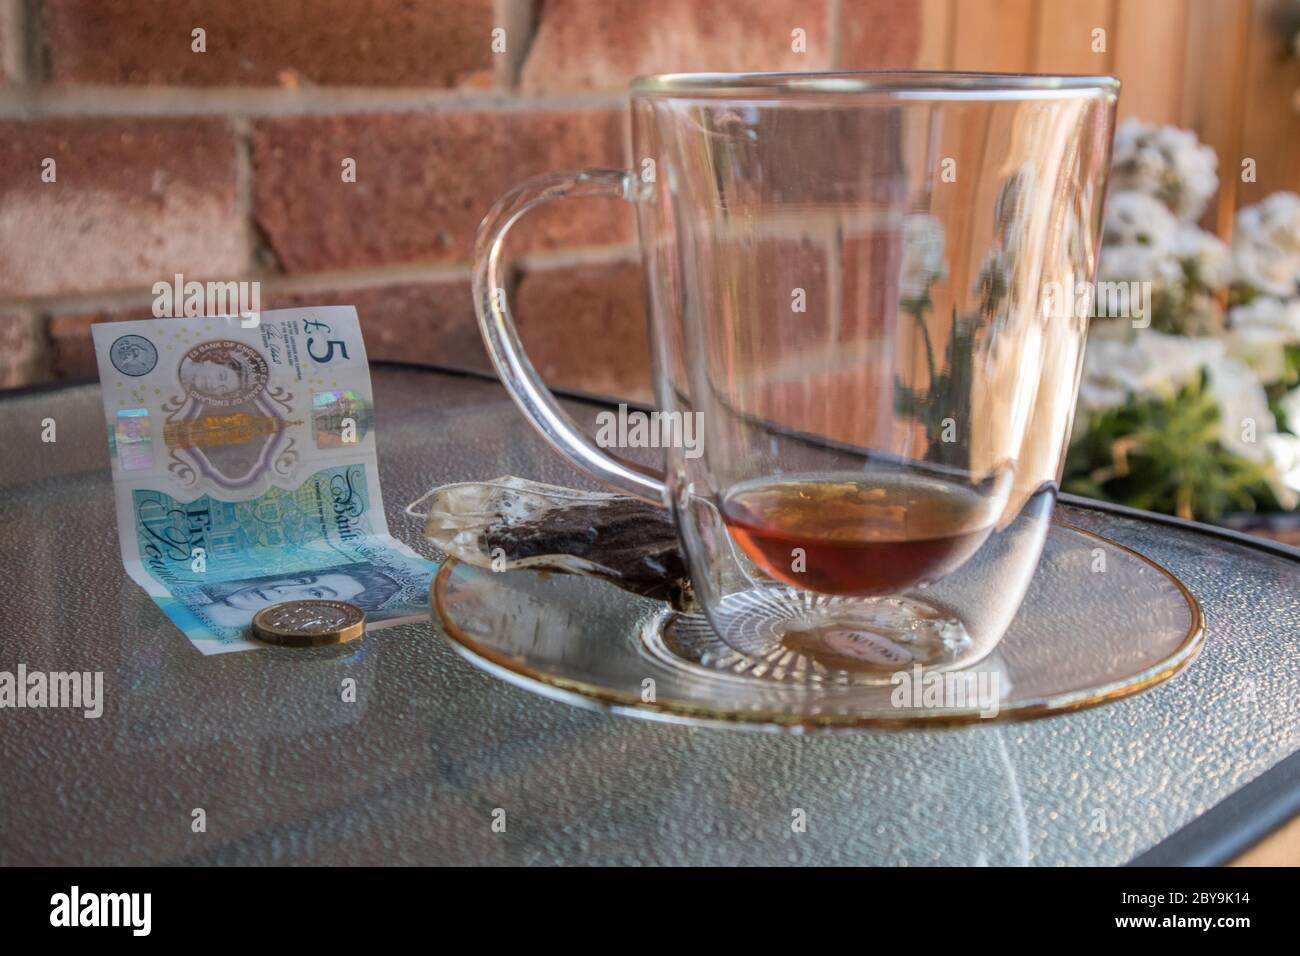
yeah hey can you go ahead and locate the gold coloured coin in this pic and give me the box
[251,600,366,647]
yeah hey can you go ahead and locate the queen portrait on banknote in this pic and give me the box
[192,565,404,629]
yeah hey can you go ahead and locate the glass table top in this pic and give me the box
[0,364,1297,865]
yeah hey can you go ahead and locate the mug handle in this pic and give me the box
[473,168,667,504]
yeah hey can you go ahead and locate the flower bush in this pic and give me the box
[1066,118,1300,520]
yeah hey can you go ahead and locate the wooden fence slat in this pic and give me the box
[908,0,1297,226]
[1180,0,1254,234]
[1113,0,1188,124]
[1033,0,1116,74]
[952,0,1036,72]
[916,0,955,69]
[1236,0,1300,217]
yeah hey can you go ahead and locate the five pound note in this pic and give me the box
[92,307,438,654]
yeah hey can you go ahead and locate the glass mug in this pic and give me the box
[474,72,1118,681]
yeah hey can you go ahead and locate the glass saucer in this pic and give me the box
[430,523,1204,731]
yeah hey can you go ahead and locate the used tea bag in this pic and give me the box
[409,477,693,609]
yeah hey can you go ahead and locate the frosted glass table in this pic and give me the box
[1,364,1297,865]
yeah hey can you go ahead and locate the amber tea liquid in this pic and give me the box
[720,470,1001,597]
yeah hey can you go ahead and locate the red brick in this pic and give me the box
[513,260,650,400]
[262,282,486,370]
[0,309,51,388]
[253,109,632,274]
[49,309,148,381]
[743,107,909,205]
[750,363,910,452]
[520,0,833,93]
[840,0,922,70]
[46,280,481,381]
[841,230,903,343]
[0,118,241,297]
[695,236,831,361]
[47,266,650,400]
[43,0,497,88]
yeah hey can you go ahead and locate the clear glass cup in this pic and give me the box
[474,71,1118,681]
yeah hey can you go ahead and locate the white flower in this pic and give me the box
[1281,387,1300,432]
[1227,295,1300,341]
[1140,333,1225,391]
[1077,338,1140,411]
[1078,330,1223,411]
[1110,119,1219,222]
[1102,190,1180,248]
[1232,192,1300,298]
[1262,433,1300,509]
[1225,325,1289,383]
[1205,356,1276,463]
[899,214,947,303]
[1097,244,1182,286]
[1171,225,1232,287]
[1225,295,1300,384]
[1097,192,1184,289]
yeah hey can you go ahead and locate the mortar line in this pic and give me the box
[231,115,261,276]
[4,244,641,314]
[0,85,628,119]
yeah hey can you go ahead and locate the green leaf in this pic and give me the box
[1062,371,1275,520]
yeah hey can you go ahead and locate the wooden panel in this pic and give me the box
[915,0,955,69]
[951,0,1036,72]
[1236,0,1300,217]
[1180,0,1254,234]
[1033,0,1116,74]
[908,0,1299,231]
[1112,0,1188,123]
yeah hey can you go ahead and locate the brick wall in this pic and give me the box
[0,0,920,395]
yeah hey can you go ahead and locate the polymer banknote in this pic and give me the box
[92,308,438,653]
